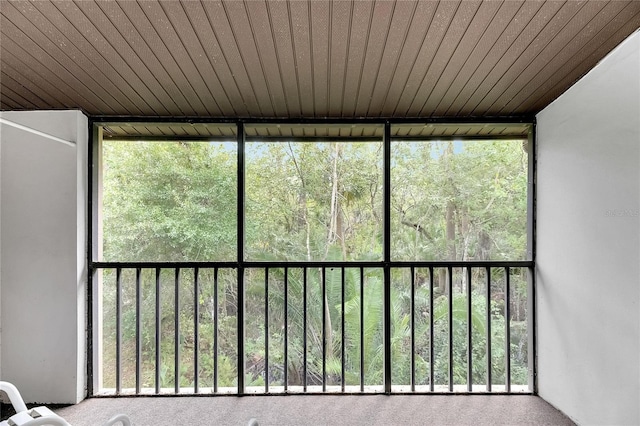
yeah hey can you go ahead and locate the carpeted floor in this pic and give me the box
[53,394,575,426]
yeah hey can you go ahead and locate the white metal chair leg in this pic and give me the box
[102,414,131,426]
[2,381,130,426]
[0,381,29,413]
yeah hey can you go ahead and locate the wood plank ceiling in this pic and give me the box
[1,0,639,119]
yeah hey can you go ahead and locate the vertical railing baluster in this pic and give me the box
[284,267,289,392]
[265,268,269,393]
[410,267,415,392]
[322,267,327,392]
[213,267,219,394]
[341,267,346,393]
[527,265,536,393]
[448,266,454,392]
[116,268,122,394]
[429,266,434,392]
[155,268,161,394]
[303,267,308,392]
[505,267,511,392]
[467,266,473,392]
[135,268,142,394]
[194,267,200,393]
[486,267,492,392]
[360,267,364,392]
[174,267,180,394]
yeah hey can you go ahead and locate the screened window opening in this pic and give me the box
[91,121,534,396]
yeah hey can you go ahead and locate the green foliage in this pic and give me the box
[99,136,529,392]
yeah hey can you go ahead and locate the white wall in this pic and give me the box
[0,110,88,404]
[536,31,640,425]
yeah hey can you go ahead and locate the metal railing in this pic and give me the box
[92,260,534,396]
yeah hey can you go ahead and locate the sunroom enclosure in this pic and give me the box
[90,120,535,396]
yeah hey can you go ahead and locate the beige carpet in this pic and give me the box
[55,395,575,426]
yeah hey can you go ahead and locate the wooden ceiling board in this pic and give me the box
[468,0,597,115]
[510,1,640,114]
[19,1,147,115]
[420,0,504,116]
[68,0,179,115]
[327,0,351,117]
[133,1,217,115]
[200,1,261,116]
[267,1,303,117]
[246,1,290,117]
[2,0,639,118]
[0,72,44,108]
[406,0,484,116]
[536,5,640,112]
[488,0,618,114]
[444,0,547,116]
[353,0,395,116]
[0,90,23,109]
[1,4,112,112]
[288,1,314,117]
[223,1,276,117]
[379,0,438,117]
[309,0,331,116]
[0,16,111,113]
[366,1,418,117]
[181,1,247,116]
[159,0,234,115]
[338,0,374,117]
[391,0,460,116]
[0,58,67,109]
[453,0,566,116]
[433,0,524,115]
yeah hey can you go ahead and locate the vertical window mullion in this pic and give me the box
[383,121,392,394]
[237,122,245,395]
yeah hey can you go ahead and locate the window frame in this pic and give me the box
[88,117,536,396]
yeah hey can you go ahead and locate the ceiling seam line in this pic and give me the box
[502,0,627,114]
[469,0,587,115]
[400,1,461,117]
[432,0,507,115]
[92,0,181,115]
[444,0,529,116]
[365,0,399,117]
[388,1,438,117]
[46,0,152,115]
[416,0,483,116]
[376,0,419,117]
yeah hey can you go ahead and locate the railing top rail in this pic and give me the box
[92,260,533,269]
